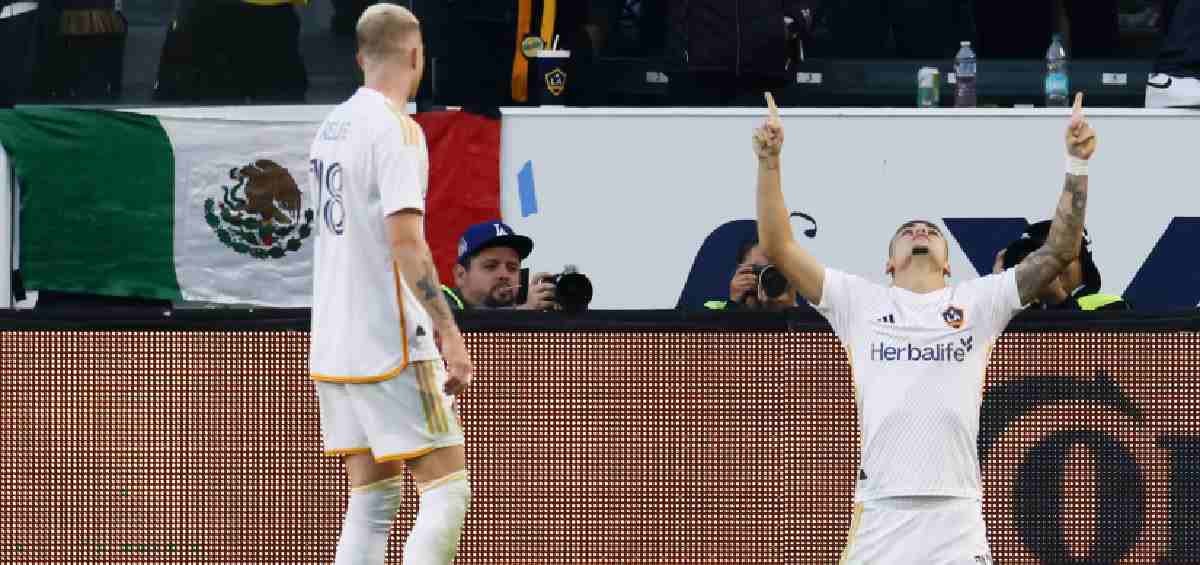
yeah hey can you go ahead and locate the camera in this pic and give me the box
[752,264,790,300]
[517,265,593,313]
[549,265,593,313]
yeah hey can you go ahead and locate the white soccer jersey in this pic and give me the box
[815,267,1023,501]
[308,87,440,383]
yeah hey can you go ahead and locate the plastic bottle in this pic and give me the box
[1045,34,1070,107]
[954,41,977,108]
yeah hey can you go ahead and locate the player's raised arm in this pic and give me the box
[754,92,826,304]
[1015,92,1096,305]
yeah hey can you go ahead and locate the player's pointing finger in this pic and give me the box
[765,92,780,124]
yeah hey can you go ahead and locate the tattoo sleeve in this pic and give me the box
[414,263,454,321]
[394,246,456,325]
[1015,174,1089,305]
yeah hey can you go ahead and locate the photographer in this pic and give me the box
[443,220,586,312]
[993,220,1129,311]
[705,238,798,311]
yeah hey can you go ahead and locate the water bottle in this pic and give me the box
[1045,34,1069,107]
[954,41,977,108]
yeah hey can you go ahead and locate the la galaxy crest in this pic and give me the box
[545,68,567,96]
[942,305,965,329]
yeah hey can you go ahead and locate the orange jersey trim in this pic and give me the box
[393,263,411,370]
[322,448,372,457]
[375,446,436,463]
[310,366,404,383]
[311,256,413,384]
[385,104,422,147]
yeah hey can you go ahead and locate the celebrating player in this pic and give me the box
[308,5,472,564]
[753,92,1096,563]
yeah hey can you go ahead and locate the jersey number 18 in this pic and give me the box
[311,158,345,236]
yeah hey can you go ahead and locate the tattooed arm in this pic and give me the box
[387,210,473,395]
[1015,174,1088,304]
[1015,92,1097,306]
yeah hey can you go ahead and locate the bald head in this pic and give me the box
[356,3,422,69]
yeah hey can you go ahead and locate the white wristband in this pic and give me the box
[1067,156,1089,176]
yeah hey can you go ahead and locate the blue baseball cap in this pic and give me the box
[456,221,534,264]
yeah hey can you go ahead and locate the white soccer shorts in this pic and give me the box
[316,360,464,462]
[839,496,993,565]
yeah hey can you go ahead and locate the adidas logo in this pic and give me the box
[875,314,895,324]
[415,325,427,338]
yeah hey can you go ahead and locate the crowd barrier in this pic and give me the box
[1,309,1197,563]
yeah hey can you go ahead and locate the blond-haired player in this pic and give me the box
[308,5,472,564]
[753,92,1097,564]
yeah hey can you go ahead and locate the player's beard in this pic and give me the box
[483,282,516,308]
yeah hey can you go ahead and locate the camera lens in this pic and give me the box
[758,265,790,299]
[555,272,593,313]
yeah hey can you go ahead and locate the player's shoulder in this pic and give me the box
[954,270,1013,297]
[358,100,422,149]
[340,90,420,140]
[389,111,424,147]
[821,268,890,315]
[828,267,887,295]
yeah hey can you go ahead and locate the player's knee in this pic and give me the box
[402,470,471,565]
[419,469,471,519]
[346,474,404,531]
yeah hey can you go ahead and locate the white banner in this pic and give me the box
[500,107,1200,310]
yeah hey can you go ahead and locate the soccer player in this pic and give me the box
[753,92,1096,564]
[308,5,472,564]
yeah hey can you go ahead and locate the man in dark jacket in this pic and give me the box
[0,1,42,105]
[155,0,307,102]
[668,0,813,104]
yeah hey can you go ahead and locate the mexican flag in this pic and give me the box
[0,108,322,307]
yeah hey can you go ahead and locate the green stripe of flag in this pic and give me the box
[0,108,182,300]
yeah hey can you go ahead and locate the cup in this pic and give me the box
[530,49,571,105]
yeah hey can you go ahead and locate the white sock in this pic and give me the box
[334,475,404,565]
[402,470,471,565]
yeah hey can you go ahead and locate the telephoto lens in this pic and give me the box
[553,265,593,313]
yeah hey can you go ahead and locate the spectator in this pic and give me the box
[995,220,1129,310]
[828,0,971,59]
[442,221,556,311]
[1147,0,1200,107]
[976,0,1118,60]
[155,0,307,102]
[667,0,811,105]
[704,238,799,311]
[1061,0,1120,58]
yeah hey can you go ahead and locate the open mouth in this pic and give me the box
[912,245,930,256]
